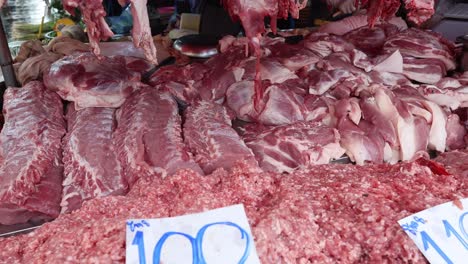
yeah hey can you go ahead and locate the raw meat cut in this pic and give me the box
[434,149,468,178]
[221,0,307,39]
[303,33,354,58]
[319,15,407,36]
[44,52,150,109]
[392,85,450,153]
[149,63,209,104]
[267,42,320,71]
[343,23,402,56]
[0,81,66,225]
[115,88,203,185]
[365,0,401,27]
[62,0,114,55]
[1,159,465,263]
[403,0,435,26]
[129,0,158,64]
[445,114,467,150]
[184,100,258,174]
[244,121,345,173]
[256,84,307,125]
[383,28,456,71]
[61,105,127,214]
[418,84,468,111]
[402,57,446,84]
[226,80,307,125]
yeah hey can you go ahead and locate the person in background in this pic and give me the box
[103,0,125,17]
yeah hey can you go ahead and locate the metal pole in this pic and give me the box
[0,15,19,88]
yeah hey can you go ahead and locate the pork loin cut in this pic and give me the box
[244,122,345,173]
[115,88,203,185]
[0,81,66,225]
[44,52,150,109]
[61,105,127,214]
[184,100,258,174]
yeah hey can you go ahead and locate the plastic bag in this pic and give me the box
[106,4,133,34]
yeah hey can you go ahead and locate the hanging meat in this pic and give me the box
[62,0,158,64]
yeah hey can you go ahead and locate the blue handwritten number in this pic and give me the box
[132,231,147,264]
[460,212,468,241]
[443,219,468,250]
[153,232,197,263]
[421,231,453,264]
[153,221,251,264]
[196,222,251,264]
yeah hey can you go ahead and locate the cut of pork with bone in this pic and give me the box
[184,100,258,174]
[115,88,203,186]
[44,52,151,109]
[0,81,66,225]
[244,122,345,173]
[61,105,126,214]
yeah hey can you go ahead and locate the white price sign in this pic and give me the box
[398,198,468,264]
[126,204,260,264]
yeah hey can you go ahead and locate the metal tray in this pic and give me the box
[173,34,219,58]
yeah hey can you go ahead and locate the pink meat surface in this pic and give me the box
[221,0,307,38]
[129,0,158,64]
[244,121,345,173]
[403,0,435,26]
[0,160,465,263]
[402,57,446,84]
[62,0,114,55]
[44,52,146,109]
[434,149,468,178]
[115,88,203,185]
[384,28,457,71]
[0,81,66,225]
[61,105,127,214]
[343,23,402,56]
[183,100,258,174]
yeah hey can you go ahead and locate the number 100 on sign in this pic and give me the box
[398,198,468,264]
[125,204,260,264]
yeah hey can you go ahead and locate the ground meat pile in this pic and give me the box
[0,159,466,263]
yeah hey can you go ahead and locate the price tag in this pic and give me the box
[126,204,260,264]
[398,198,468,264]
